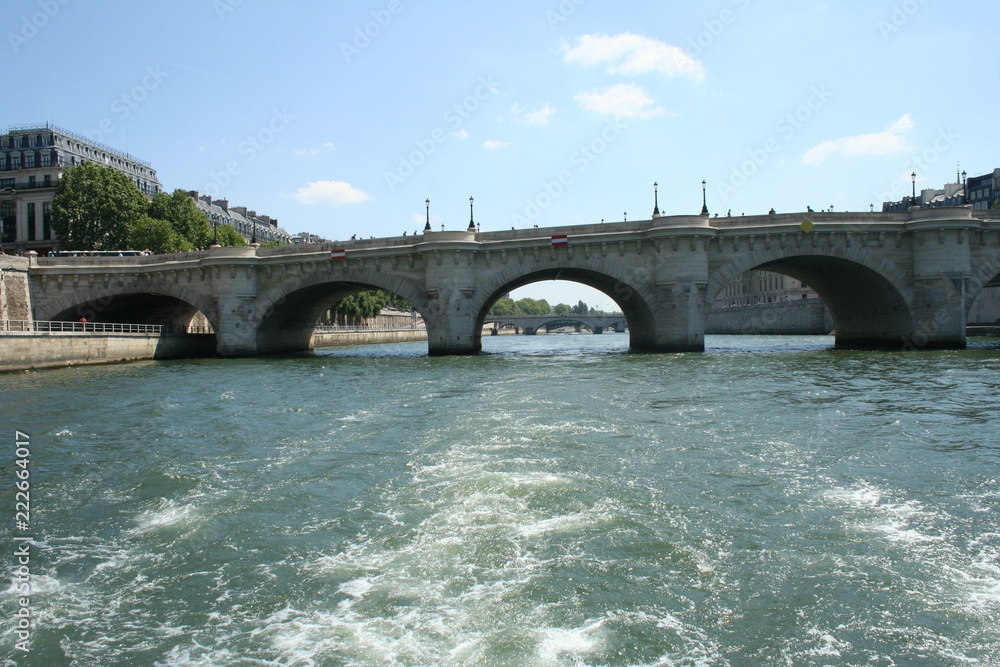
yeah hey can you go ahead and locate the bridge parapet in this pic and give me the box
[22,206,1000,356]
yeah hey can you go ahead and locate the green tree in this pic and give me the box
[553,303,571,316]
[490,298,517,316]
[515,298,550,315]
[331,290,412,325]
[128,215,193,254]
[215,225,248,247]
[51,163,148,250]
[149,190,212,248]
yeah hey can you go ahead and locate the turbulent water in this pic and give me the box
[1,334,999,666]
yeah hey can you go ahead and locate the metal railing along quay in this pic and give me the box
[0,320,212,335]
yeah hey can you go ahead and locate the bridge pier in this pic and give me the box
[902,217,974,350]
[215,296,261,356]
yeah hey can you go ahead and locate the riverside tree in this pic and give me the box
[52,165,256,253]
[51,163,149,251]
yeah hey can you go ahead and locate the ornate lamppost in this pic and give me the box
[424,199,431,232]
[700,180,709,216]
[468,196,476,232]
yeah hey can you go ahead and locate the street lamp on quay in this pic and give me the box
[424,199,431,232]
[468,196,476,232]
[911,172,917,202]
[701,179,709,216]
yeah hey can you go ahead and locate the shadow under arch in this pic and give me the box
[51,292,214,330]
[967,255,1000,325]
[727,255,915,348]
[472,267,656,353]
[255,279,427,354]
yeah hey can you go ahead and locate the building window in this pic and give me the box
[40,152,51,167]
[43,175,51,187]
[0,202,16,243]
[42,202,52,240]
[27,203,36,241]
[10,155,20,169]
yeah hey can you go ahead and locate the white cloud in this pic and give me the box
[575,83,665,119]
[452,128,470,140]
[564,33,705,81]
[294,142,335,157]
[511,103,556,125]
[293,181,371,206]
[483,139,508,150]
[802,114,915,166]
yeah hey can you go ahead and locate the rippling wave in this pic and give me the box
[1,335,998,665]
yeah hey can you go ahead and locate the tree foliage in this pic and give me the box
[128,215,193,254]
[488,297,605,316]
[52,163,149,250]
[52,169,278,253]
[149,190,212,248]
[215,225,248,247]
[330,290,414,325]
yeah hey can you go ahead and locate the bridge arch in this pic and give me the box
[708,246,914,347]
[468,262,658,353]
[967,252,1000,321]
[37,283,219,331]
[254,269,428,354]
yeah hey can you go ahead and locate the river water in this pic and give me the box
[2,334,999,666]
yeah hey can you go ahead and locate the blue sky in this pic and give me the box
[5,0,997,310]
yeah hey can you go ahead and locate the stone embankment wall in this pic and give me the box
[706,299,835,335]
[0,333,217,373]
[312,329,427,347]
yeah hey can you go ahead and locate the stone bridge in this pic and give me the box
[483,314,627,335]
[25,207,1000,356]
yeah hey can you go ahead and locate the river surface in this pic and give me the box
[2,334,999,666]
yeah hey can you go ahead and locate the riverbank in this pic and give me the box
[0,331,217,372]
[312,328,428,347]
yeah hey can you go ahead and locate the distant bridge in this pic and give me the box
[24,207,1000,356]
[483,314,627,335]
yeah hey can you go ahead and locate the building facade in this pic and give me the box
[881,168,1000,213]
[188,192,292,245]
[715,270,818,308]
[0,123,162,254]
[967,168,999,211]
